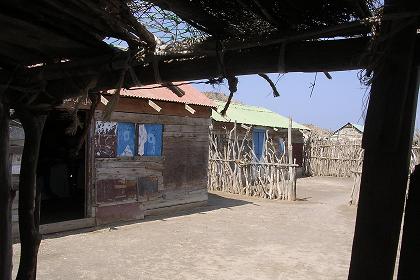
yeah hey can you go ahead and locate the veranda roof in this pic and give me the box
[211,100,309,130]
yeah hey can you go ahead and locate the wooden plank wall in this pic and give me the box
[10,99,212,231]
[93,102,211,224]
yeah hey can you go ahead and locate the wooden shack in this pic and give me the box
[210,100,309,175]
[330,122,364,141]
[11,84,214,234]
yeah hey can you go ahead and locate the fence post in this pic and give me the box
[288,117,296,201]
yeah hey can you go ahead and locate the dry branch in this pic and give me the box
[258,73,280,97]
[209,123,296,199]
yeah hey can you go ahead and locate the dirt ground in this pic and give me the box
[12,176,357,280]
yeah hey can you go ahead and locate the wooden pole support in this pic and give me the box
[15,108,46,280]
[288,117,295,201]
[0,100,14,280]
[348,10,419,280]
[397,164,420,279]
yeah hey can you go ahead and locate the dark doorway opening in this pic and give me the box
[37,110,86,224]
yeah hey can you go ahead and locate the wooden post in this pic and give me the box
[288,117,295,201]
[348,6,419,279]
[397,164,420,279]
[293,158,297,198]
[0,100,14,280]
[15,108,46,280]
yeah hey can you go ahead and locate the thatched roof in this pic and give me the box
[145,1,373,39]
[0,1,377,69]
[2,0,418,109]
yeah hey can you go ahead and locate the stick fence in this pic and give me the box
[208,123,297,200]
[304,138,420,205]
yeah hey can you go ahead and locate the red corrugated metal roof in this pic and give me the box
[109,83,215,107]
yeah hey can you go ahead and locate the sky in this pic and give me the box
[194,70,420,131]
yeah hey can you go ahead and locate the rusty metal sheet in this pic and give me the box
[96,179,137,203]
[95,202,144,225]
[95,121,117,158]
[138,176,158,197]
[108,84,215,107]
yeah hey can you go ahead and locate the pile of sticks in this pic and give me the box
[208,123,297,200]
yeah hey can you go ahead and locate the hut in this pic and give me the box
[210,100,309,175]
[330,122,364,141]
[11,84,214,234]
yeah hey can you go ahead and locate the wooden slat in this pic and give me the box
[39,218,96,235]
[95,167,162,180]
[0,14,98,61]
[95,160,163,170]
[96,156,164,163]
[144,201,207,217]
[143,189,208,210]
[95,109,210,126]
[164,124,209,133]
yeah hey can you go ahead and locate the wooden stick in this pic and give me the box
[288,117,295,201]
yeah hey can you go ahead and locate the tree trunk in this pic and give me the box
[0,100,14,280]
[15,108,46,280]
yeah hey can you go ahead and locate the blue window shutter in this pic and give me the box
[253,130,259,159]
[140,124,163,156]
[253,129,265,160]
[116,122,135,157]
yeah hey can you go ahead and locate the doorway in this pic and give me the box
[37,110,87,224]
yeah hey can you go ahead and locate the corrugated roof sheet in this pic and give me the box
[211,101,309,130]
[110,83,215,107]
[350,123,364,133]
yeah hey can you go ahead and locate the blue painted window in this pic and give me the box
[117,122,136,157]
[138,124,163,156]
[252,128,266,160]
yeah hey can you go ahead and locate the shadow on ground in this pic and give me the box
[33,192,253,242]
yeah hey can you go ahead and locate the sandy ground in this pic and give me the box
[12,176,356,280]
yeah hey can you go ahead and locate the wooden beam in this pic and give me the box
[100,95,109,106]
[2,37,371,102]
[347,9,419,280]
[184,104,195,115]
[148,100,162,112]
[397,164,420,279]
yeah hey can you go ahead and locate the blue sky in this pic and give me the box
[194,70,420,131]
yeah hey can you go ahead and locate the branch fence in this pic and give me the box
[208,123,297,200]
[304,138,420,205]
